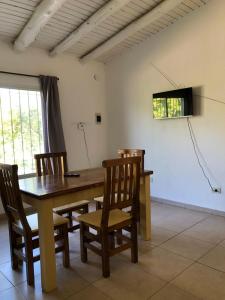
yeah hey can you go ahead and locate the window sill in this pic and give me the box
[19,173,36,179]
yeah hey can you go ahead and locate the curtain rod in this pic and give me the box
[0,71,59,80]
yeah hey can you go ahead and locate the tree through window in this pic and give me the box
[0,88,44,175]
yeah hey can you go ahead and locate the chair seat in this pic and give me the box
[94,194,126,203]
[53,200,90,213]
[77,209,131,228]
[15,213,68,233]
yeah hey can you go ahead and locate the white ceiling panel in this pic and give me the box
[0,0,209,62]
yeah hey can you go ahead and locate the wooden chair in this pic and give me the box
[95,149,145,209]
[117,149,145,173]
[0,163,70,286]
[78,156,141,277]
[34,152,89,231]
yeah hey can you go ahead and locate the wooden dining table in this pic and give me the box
[19,167,153,293]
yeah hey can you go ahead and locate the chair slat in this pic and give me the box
[118,149,145,173]
[117,165,123,204]
[111,166,116,206]
[128,163,134,202]
[52,156,58,174]
[34,152,67,176]
[123,163,128,201]
[47,158,53,175]
[57,156,62,175]
[102,156,141,214]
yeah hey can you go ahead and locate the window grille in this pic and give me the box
[0,88,44,175]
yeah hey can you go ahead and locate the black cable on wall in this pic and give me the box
[150,62,222,191]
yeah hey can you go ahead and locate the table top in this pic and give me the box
[19,167,153,200]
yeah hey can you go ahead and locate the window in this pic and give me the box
[0,88,44,175]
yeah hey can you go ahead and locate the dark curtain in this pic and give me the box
[39,75,66,153]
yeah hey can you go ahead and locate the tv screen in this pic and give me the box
[153,87,193,119]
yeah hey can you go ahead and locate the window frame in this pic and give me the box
[0,86,44,176]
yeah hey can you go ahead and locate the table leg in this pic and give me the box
[36,199,56,292]
[140,175,151,240]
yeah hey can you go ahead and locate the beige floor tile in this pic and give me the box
[151,204,176,219]
[150,226,178,246]
[119,239,155,260]
[199,245,225,272]
[0,220,8,230]
[94,264,166,300]
[0,287,26,300]
[160,233,214,260]
[219,238,225,248]
[16,266,89,300]
[119,226,177,258]
[0,229,9,241]
[68,232,82,258]
[173,263,225,300]
[0,271,13,292]
[0,261,41,285]
[151,206,179,230]
[67,285,111,300]
[70,252,129,283]
[153,209,208,233]
[183,215,225,244]
[150,284,201,300]
[139,247,193,281]
[138,238,156,254]
[152,203,185,214]
[0,243,11,265]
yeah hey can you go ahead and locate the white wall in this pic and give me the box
[106,0,225,212]
[0,41,107,213]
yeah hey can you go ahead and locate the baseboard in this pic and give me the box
[152,196,225,217]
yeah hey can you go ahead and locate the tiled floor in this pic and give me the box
[2,202,225,299]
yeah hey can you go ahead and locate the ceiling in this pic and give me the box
[0,0,209,63]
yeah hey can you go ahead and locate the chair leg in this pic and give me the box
[83,204,89,214]
[96,201,102,210]
[62,225,70,268]
[109,232,115,250]
[101,231,110,278]
[80,222,87,263]
[116,229,123,245]
[9,227,19,270]
[68,211,73,229]
[130,222,138,263]
[25,238,34,286]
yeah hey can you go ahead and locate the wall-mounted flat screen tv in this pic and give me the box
[153,87,193,119]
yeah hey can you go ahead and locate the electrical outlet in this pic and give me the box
[77,122,86,130]
[212,187,222,193]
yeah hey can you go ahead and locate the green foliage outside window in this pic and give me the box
[0,88,44,175]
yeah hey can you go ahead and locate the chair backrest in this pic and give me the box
[34,152,68,176]
[117,149,145,173]
[0,164,31,232]
[101,157,141,228]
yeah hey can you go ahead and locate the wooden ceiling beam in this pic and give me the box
[49,0,131,56]
[14,0,67,51]
[80,0,183,63]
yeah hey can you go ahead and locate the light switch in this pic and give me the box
[95,113,102,124]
